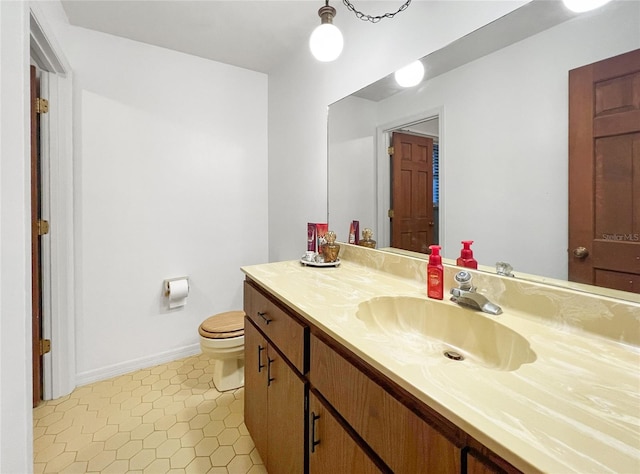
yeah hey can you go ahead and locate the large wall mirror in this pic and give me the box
[328,0,640,302]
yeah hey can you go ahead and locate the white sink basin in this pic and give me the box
[356,296,536,371]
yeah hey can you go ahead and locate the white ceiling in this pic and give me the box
[60,0,327,74]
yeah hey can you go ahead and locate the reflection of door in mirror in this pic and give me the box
[390,131,438,254]
[569,48,640,294]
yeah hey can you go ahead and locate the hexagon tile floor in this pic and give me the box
[33,353,267,473]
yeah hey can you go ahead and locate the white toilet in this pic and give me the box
[198,310,245,392]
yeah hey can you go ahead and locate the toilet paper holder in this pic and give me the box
[163,277,189,297]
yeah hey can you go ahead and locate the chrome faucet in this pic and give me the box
[450,271,502,315]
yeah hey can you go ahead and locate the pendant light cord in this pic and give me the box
[342,0,412,23]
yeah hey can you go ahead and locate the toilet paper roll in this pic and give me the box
[168,278,189,309]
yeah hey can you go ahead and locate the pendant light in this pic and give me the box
[562,0,612,12]
[309,1,344,62]
[310,0,412,62]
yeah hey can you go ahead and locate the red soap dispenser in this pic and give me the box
[427,245,444,300]
[456,240,478,269]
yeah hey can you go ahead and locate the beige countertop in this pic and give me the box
[241,245,640,473]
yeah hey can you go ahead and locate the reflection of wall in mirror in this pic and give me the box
[328,1,640,281]
[328,95,377,242]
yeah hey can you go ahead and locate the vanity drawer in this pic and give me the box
[244,280,307,374]
[310,334,462,474]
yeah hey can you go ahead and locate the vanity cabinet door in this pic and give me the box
[244,318,268,464]
[244,316,306,474]
[309,391,386,474]
[311,335,463,474]
[266,342,306,474]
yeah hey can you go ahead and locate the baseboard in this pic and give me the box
[75,343,201,387]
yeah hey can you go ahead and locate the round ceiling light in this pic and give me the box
[394,61,425,88]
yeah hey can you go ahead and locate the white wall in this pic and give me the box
[268,1,528,261]
[0,1,33,471]
[326,1,640,280]
[328,96,377,240]
[47,19,269,382]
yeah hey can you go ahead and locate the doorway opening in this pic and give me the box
[30,5,76,403]
[376,113,441,253]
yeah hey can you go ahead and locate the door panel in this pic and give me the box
[594,134,638,237]
[568,48,640,293]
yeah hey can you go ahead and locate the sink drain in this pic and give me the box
[443,350,464,361]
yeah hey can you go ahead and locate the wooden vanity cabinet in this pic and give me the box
[243,281,308,474]
[310,334,463,474]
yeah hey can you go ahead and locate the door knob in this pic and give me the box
[573,247,589,259]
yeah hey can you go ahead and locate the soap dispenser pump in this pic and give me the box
[427,245,444,300]
[456,240,478,269]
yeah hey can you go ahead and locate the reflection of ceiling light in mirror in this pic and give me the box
[562,0,612,12]
[310,2,343,62]
[394,61,425,87]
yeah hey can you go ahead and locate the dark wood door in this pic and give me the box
[569,48,640,293]
[30,65,43,407]
[390,132,435,254]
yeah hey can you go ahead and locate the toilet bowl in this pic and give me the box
[199,310,245,392]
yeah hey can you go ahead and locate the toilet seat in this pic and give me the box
[198,310,245,340]
[198,310,246,392]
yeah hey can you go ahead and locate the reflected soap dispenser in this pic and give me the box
[456,240,478,269]
[427,245,444,300]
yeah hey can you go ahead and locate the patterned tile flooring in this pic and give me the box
[33,353,266,473]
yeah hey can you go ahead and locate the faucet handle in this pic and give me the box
[496,262,514,277]
[454,271,474,290]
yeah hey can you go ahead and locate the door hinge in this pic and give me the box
[38,219,50,236]
[35,98,49,114]
[40,339,51,355]
[388,146,394,155]
[388,209,394,218]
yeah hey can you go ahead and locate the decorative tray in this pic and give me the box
[299,258,341,267]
